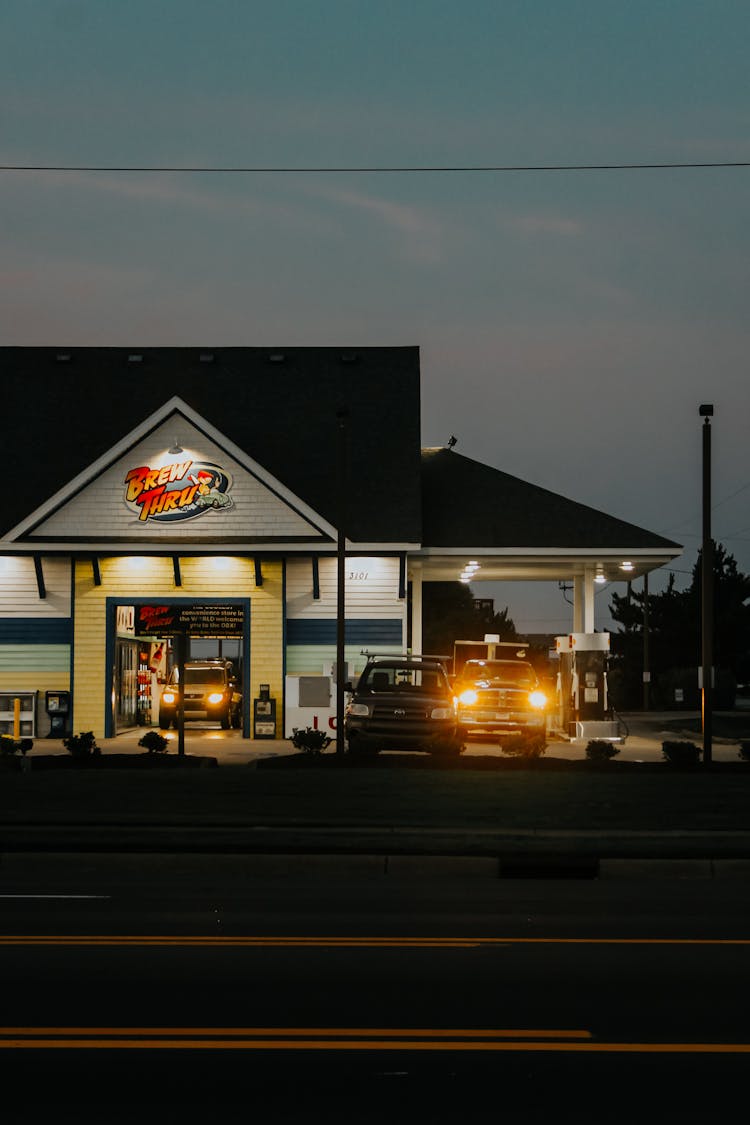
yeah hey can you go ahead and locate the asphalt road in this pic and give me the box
[4,712,749,1121]
[3,854,750,1123]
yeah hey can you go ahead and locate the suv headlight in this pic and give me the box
[430,707,454,720]
[528,690,547,710]
[347,703,371,717]
[208,692,226,705]
[161,691,176,704]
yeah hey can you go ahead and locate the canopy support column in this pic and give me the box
[409,561,423,655]
[573,571,596,633]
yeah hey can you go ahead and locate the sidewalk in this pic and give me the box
[20,710,744,765]
[3,713,749,870]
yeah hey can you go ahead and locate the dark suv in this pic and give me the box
[344,655,463,757]
[158,659,242,730]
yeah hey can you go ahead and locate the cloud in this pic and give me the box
[0,163,337,238]
[509,212,584,237]
[309,185,445,263]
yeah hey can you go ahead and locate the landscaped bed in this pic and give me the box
[0,753,217,771]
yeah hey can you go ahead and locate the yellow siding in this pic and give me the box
[0,673,69,691]
[73,557,283,738]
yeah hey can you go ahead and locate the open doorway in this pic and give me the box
[110,601,248,736]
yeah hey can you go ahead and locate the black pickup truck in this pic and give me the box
[344,655,463,757]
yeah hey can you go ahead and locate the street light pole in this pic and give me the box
[335,409,348,755]
[700,404,714,765]
[642,572,650,711]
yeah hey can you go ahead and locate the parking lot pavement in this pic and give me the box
[26,711,743,766]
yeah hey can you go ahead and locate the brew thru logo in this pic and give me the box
[124,460,234,522]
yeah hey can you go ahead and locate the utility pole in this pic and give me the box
[335,408,348,755]
[700,404,714,764]
[642,572,650,711]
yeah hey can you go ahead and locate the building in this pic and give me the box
[0,347,681,740]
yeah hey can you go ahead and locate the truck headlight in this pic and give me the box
[347,703,371,717]
[528,690,547,710]
[431,707,454,720]
[458,689,478,706]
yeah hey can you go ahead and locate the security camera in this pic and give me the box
[699,404,714,417]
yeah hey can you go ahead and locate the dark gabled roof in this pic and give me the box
[421,447,681,551]
[1,347,422,544]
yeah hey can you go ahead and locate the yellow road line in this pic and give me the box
[1,1037,749,1054]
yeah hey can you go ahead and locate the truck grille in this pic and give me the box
[371,701,431,720]
[474,688,526,710]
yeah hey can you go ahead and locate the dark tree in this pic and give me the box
[609,543,750,707]
[422,582,517,659]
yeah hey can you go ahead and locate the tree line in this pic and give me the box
[608,542,750,709]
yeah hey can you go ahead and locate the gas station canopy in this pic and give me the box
[416,446,680,585]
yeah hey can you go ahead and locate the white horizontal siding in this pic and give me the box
[285,645,391,678]
[0,558,71,617]
[286,556,403,619]
[0,645,70,672]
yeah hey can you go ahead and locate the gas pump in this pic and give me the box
[555,633,621,742]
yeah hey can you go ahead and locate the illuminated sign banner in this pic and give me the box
[124,460,233,523]
[135,604,245,636]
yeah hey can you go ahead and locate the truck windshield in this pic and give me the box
[460,661,536,687]
[363,665,447,693]
[169,668,226,686]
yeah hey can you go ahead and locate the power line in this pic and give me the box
[0,160,748,175]
[664,479,750,537]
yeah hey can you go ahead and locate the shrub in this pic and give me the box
[290,726,332,754]
[138,730,169,754]
[63,730,101,757]
[0,734,33,756]
[661,740,701,768]
[585,739,620,762]
[500,732,547,759]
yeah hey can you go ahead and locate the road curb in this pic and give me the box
[4,831,750,877]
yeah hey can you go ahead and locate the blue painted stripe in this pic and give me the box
[286,618,403,645]
[0,618,72,644]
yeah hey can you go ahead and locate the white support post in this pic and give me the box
[409,561,423,655]
[573,576,584,633]
[583,568,595,633]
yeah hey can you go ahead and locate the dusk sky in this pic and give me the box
[2,1,748,633]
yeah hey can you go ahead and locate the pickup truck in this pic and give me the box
[453,658,548,739]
